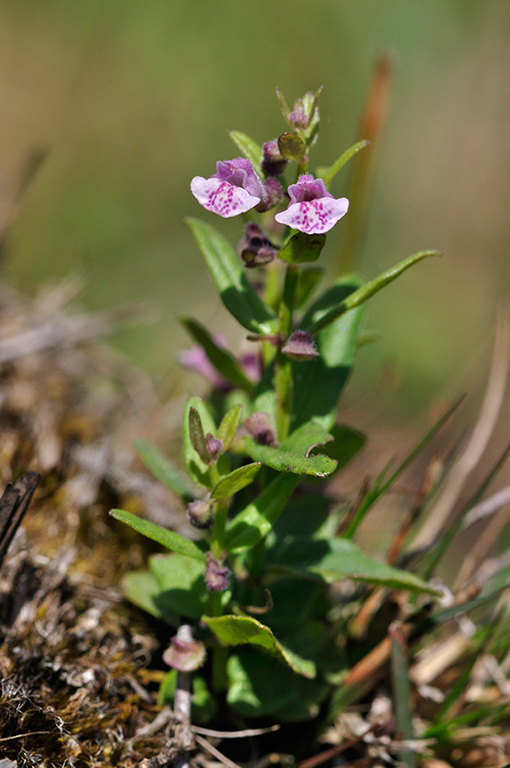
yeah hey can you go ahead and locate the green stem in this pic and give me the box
[274,265,299,442]
[210,499,228,559]
[209,590,228,694]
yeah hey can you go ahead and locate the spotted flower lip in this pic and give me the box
[275,174,349,235]
[191,158,264,217]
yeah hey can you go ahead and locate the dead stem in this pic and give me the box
[413,305,510,547]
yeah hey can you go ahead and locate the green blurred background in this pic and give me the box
[1,0,509,414]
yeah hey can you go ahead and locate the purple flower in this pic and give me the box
[179,336,262,391]
[275,174,349,235]
[191,158,264,217]
[179,335,230,389]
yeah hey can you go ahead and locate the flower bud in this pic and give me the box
[205,433,223,461]
[244,412,276,446]
[262,139,287,177]
[163,629,206,672]
[205,553,231,593]
[255,177,282,213]
[281,330,319,361]
[239,223,277,268]
[187,497,214,529]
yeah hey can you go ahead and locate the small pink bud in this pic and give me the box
[205,433,223,461]
[262,139,287,177]
[187,498,214,529]
[239,223,277,268]
[281,330,319,361]
[244,412,276,446]
[163,632,206,672]
[205,553,231,593]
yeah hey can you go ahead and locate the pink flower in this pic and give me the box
[191,158,264,217]
[275,174,349,235]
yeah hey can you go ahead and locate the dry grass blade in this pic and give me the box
[414,305,510,547]
[194,734,244,768]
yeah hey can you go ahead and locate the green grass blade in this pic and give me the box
[343,397,463,539]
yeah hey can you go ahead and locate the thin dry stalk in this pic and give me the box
[414,305,510,547]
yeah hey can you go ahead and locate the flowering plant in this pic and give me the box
[110,88,510,759]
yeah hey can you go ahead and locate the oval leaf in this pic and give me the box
[183,396,217,488]
[226,474,300,553]
[211,462,261,501]
[278,132,306,161]
[203,615,315,678]
[189,406,209,464]
[110,508,207,563]
[217,404,243,451]
[269,536,441,595]
[186,218,276,335]
[307,424,366,472]
[244,438,337,477]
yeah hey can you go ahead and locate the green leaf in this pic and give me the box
[306,251,441,336]
[186,218,277,335]
[275,87,291,123]
[278,132,306,161]
[295,267,323,309]
[203,614,315,678]
[211,462,261,501]
[281,419,333,453]
[182,396,217,488]
[307,424,366,473]
[272,494,331,540]
[316,140,370,188]
[134,440,196,502]
[244,438,337,477]
[226,474,300,553]
[217,404,243,451]
[189,406,209,463]
[343,397,463,538]
[227,130,263,170]
[110,508,207,563]
[122,569,178,624]
[149,552,212,620]
[293,276,365,430]
[269,536,441,595]
[180,316,255,391]
[227,649,329,721]
[279,232,326,265]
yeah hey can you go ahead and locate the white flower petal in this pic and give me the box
[191,177,261,217]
